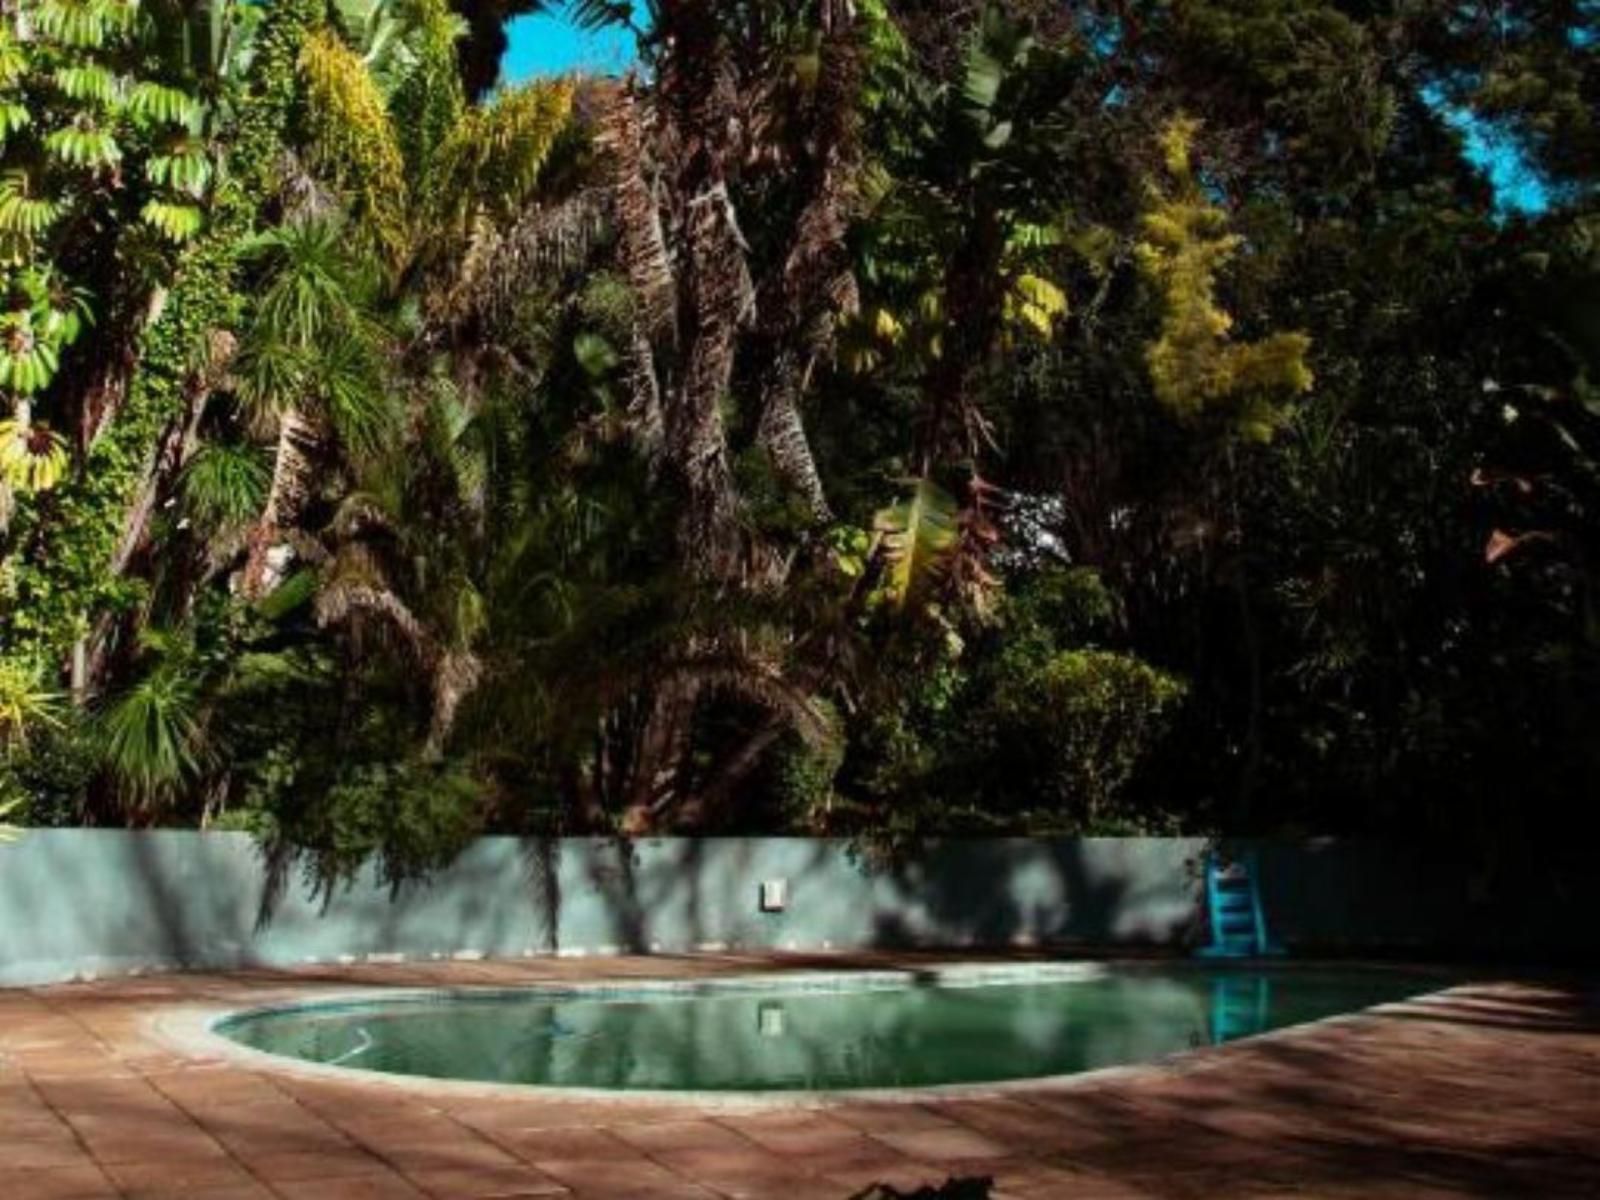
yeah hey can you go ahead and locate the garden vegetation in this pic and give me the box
[0,0,1595,881]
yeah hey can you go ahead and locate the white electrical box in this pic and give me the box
[759,879,787,912]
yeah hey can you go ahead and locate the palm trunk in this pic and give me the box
[623,675,701,832]
[422,650,482,762]
[757,350,831,522]
[73,329,235,700]
[241,408,309,600]
[669,183,749,580]
[676,713,787,829]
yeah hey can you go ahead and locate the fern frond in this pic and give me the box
[44,125,122,169]
[0,102,32,145]
[388,0,467,177]
[1137,115,1313,439]
[126,82,201,126]
[1005,272,1068,339]
[36,0,137,49]
[0,173,66,239]
[52,64,120,104]
[0,32,26,87]
[140,199,204,242]
[0,326,62,394]
[145,146,213,195]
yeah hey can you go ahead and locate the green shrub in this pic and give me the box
[990,648,1188,830]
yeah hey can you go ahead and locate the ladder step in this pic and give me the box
[1201,856,1276,959]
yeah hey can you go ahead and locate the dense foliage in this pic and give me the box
[0,0,1595,878]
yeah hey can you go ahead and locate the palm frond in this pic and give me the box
[0,658,63,751]
[180,442,271,528]
[98,667,206,812]
[448,187,610,324]
[246,215,377,348]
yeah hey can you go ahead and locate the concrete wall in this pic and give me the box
[0,833,1587,987]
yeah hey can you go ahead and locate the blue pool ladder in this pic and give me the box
[1199,853,1284,958]
[1208,975,1272,1043]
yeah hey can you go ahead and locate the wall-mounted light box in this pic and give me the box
[757,1001,786,1037]
[759,879,787,912]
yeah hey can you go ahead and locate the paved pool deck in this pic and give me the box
[1,953,1596,1199]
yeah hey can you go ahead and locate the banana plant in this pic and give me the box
[0,0,212,515]
[870,476,960,612]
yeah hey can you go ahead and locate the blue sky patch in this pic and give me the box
[502,3,638,81]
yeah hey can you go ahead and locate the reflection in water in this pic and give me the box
[220,967,1436,1092]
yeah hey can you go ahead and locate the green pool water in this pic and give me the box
[215,965,1440,1092]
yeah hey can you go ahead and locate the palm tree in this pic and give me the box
[200,0,576,756]
[501,1,877,827]
[233,214,392,600]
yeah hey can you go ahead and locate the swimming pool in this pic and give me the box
[214,963,1441,1093]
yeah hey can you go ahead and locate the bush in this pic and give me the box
[990,648,1187,830]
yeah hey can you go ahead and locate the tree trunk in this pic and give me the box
[241,408,310,600]
[84,288,169,451]
[421,650,482,762]
[622,675,701,832]
[669,183,750,580]
[75,334,234,700]
[675,713,787,829]
[757,351,832,522]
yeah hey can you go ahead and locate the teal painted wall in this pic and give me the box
[0,834,1211,986]
[0,834,1587,986]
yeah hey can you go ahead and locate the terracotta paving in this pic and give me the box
[1,953,1597,1198]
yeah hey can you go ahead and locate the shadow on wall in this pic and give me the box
[233,835,1206,965]
[871,839,1207,952]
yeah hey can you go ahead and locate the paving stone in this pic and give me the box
[0,1165,119,1199]
[379,1137,525,1173]
[273,1172,432,1199]
[244,1149,394,1182]
[493,1126,646,1163]
[529,1156,690,1191]
[403,1162,571,1197]
[611,1119,757,1154]
[870,1126,1017,1161]
[0,1137,99,1170]
[830,1104,962,1134]
[100,1156,264,1197]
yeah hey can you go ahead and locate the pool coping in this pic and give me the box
[150,957,1468,1110]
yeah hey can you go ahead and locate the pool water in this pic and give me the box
[215,965,1439,1092]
